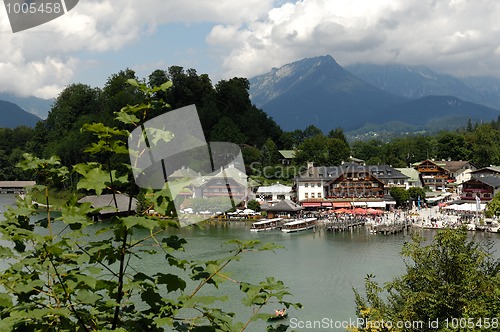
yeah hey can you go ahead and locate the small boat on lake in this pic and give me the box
[281,217,317,233]
[250,218,283,232]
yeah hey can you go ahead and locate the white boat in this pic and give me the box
[281,218,317,233]
[488,223,500,233]
[250,218,283,232]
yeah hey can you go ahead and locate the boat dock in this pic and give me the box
[369,220,412,234]
[325,218,365,232]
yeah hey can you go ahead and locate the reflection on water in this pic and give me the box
[2,194,500,330]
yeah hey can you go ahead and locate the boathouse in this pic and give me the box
[78,194,138,220]
[263,199,303,219]
[0,181,36,194]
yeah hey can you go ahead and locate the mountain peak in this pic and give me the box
[249,56,500,134]
[249,55,345,107]
[249,56,407,132]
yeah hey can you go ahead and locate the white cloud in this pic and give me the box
[0,0,499,98]
[208,0,500,79]
[0,0,275,98]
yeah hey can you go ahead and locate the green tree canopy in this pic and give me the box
[353,229,500,331]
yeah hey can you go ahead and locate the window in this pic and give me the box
[317,192,322,198]
[304,193,309,199]
[317,183,321,187]
[311,193,315,198]
[305,183,309,187]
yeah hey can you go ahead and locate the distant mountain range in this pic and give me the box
[346,63,500,111]
[0,92,53,120]
[0,99,42,128]
[249,55,500,137]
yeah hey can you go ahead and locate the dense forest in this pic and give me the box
[2,66,500,184]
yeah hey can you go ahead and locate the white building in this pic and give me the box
[256,183,293,202]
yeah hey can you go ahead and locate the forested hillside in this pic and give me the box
[1,66,500,185]
[0,100,42,128]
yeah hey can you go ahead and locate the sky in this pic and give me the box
[1,0,500,99]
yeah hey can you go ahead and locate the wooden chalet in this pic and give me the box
[470,166,500,179]
[414,160,451,191]
[460,177,500,202]
[263,199,303,219]
[193,164,249,200]
[414,159,475,191]
[324,166,385,199]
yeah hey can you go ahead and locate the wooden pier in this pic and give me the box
[325,218,365,232]
[369,220,412,235]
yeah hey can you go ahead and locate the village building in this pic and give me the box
[396,167,422,188]
[294,163,407,209]
[166,164,255,205]
[256,183,293,202]
[460,176,500,202]
[413,159,475,191]
[262,199,303,219]
[470,166,500,178]
[278,150,295,165]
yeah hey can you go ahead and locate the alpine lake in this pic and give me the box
[1,194,499,331]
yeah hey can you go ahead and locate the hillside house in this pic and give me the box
[295,163,407,208]
[460,177,500,202]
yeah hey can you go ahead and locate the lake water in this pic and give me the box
[2,194,499,331]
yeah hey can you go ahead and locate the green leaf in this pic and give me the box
[75,274,97,289]
[122,216,157,231]
[0,293,13,308]
[59,202,93,227]
[162,235,187,250]
[74,164,109,195]
[156,273,186,292]
[115,111,140,124]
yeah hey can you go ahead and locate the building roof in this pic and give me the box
[413,159,473,173]
[264,199,304,212]
[368,165,409,180]
[296,164,408,182]
[78,194,138,214]
[279,150,296,159]
[257,183,292,194]
[471,166,500,175]
[466,176,500,188]
[169,167,198,179]
[396,168,421,182]
[440,160,474,173]
[0,181,36,188]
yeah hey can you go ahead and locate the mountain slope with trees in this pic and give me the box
[250,56,500,134]
[249,55,407,132]
[0,100,42,128]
